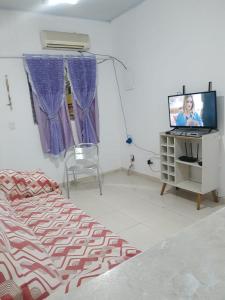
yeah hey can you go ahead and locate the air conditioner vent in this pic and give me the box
[40,30,90,51]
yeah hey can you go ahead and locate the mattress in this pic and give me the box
[10,192,141,294]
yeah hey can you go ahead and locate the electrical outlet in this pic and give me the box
[147,159,153,165]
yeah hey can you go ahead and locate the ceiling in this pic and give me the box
[0,0,145,22]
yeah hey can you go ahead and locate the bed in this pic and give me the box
[0,170,141,299]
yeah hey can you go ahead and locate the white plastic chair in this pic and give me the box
[65,143,102,198]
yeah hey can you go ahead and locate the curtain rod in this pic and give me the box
[0,55,105,61]
[0,52,127,70]
[0,55,113,68]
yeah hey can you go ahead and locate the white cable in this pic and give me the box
[112,59,160,156]
[133,143,160,156]
[112,59,129,137]
[85,51,127,70]
[149,165,160,173]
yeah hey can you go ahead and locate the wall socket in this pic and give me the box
[147,159,153,165]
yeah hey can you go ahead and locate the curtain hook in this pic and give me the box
[5,75,13,110]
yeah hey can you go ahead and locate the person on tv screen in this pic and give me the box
[176,95,203,127]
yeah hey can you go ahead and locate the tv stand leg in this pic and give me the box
[160,183,167,195]
[196,193,202,210]
[212,190,219,203]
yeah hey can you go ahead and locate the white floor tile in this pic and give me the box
[95,211,139,234]
[75,199,117,219]
[65,170,224,251]
[119,223,165,251]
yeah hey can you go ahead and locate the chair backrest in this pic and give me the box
[65,143,99,169]
[74,143,98,162]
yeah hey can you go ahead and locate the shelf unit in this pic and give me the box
[160,135,176,184]
[160,132,219,209]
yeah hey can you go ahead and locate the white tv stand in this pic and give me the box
[160,131,219,210]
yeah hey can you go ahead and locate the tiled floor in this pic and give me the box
[65,170,225,251]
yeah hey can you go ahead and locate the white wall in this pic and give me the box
[0,9,122,182]
[2,1,225,194]
[112,0,225,195]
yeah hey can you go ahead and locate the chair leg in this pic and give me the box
[72,171,77,184]
[66,168,70,199]
[97,167,102,196]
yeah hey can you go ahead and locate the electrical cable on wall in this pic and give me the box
[112,59,129,137]
[148,157,160,173]
[85,51,128,70]
[133,143,159,156]
[111,56,160,160]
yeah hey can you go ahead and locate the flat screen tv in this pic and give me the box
[168,91,217,129]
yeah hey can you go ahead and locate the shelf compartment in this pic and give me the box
[160,136,167,145]
[169,175,175,182]
[168,147,174,156]
[175,159,202,168]
[161,145,167,155]
[161,173,168,181]
[161,164,168,172]
[168,156,174,165]
[161,155,167,163]
[176,162,202,192]
[168,137,175,146]
[169,166,175,175]
[175,138,202,161]
[176,180,201,193]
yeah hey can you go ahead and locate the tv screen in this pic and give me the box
[168,91,217,129]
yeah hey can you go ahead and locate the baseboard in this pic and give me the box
[60,168,123,187]
[60,167,161,188]
[121,167,161,183]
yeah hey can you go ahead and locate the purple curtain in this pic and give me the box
[25,55,74,155]
[67,56,99,143]
[32,93,74,154]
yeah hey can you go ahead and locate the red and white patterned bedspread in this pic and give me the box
[11,192,141,293]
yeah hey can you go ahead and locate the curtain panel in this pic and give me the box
[24,55,74,155]
[67,56,99,144]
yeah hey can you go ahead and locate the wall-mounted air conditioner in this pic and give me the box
[40,30,90,51]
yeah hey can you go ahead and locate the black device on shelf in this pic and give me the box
[179,142,199,163]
